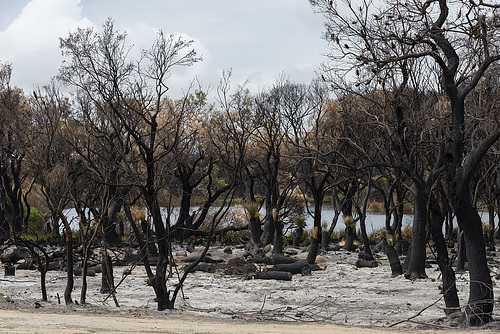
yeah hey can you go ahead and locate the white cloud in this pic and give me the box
[0,0,327,100]
[0,0,93,90]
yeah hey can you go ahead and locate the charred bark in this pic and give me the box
[293,226,303,247]
[306,230,319,264]
[254,271,292,281]
[429,193,460,315]
[386,242,403,277]
[405,184,427,279]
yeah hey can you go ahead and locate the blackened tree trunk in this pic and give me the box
[405,184,427,279]
[487,205,495,251]
[386,242,403,277]
[1,157,24,235]
[356,179,374,261]
[456,230,466,273]
[306,228,319,264]
[260,216,275,246]
[272,210,283,255]
[100,252,114,294]
[246,202,262,246]
[58,207,74,305]
[260,180,276,246]
[340,181,356,252]
[102,195,122,245]
[293,226,303,247]
[344,225,355,251]
[429,193,460,315]
[456,189,494,325]
[146,194,173,311]
[124,205,154,280]
[321,230,330,250]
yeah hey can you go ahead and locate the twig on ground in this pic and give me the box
[388,294,444,327]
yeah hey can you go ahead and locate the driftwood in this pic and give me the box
[254,271,292,281]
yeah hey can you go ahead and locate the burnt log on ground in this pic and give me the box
[325,244,342,252]
[16,260,36,270]
[254,271,292,281]
[189,257,259,275]
[227,257,246,266]
[190,263,216,273]
[182,253,224,264]
[223,263,258,275]
[270,260,322,275]
[355,259,378,268]
[270,254,299,265]
[73,267,96,277]
[246,257,272,265]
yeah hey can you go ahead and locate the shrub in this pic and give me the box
[482,223,491,235]
[26,206,50,234]
[343,215,356,229]
[401,224,412,240]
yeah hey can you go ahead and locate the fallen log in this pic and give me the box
[355,259,378,268]
[189,263,216,273]
[270,260,321,275]
[270,254,299,265]
[254,271,292,281]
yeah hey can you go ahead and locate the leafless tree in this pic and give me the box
[58,18,202,310]
[311,0,500,324]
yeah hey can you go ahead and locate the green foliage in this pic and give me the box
[293,216,306,228]
[343,215,356,229]
[482,223,491,235]
[244,202,260,219]
[25,206,50,234]
[369,228,387,244]
[284,234,294,245]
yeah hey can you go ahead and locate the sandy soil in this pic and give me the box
[1,244,500,333]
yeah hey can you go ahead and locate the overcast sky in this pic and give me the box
[0,0,327,100]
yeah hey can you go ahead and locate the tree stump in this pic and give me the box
[100,254,114,294]
[4,263,15,276]
[386,243,403,277]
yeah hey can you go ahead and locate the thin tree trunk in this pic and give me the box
[429,193,460,315]
[306,228,319,264]
[405,185,427,279]
[124,206,154,280]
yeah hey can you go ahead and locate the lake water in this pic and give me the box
[59,205,412,235]
[59,205,495,235]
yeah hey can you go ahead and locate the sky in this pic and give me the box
[0,0,328,100]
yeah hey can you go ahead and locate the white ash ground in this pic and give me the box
[1,245,499,330]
